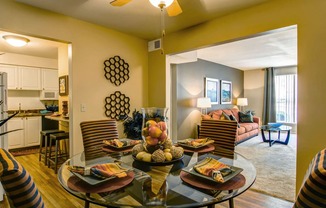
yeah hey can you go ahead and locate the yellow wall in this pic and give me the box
[0,0,148,156]
[149,0,326,194]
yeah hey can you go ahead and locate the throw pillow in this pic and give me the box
[201,114,212,120]
[220,112,231,120]
[229,114,241,128]
[238,111,254,123]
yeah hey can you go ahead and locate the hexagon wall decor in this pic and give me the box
[104,56,129,86]
[105,91,130,120]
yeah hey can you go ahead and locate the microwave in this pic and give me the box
[40,90,59,100]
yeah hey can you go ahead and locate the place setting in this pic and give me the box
[180,156,246,191]
[177,138,215,153]
[102,138,141,153]
[65,162,135,193]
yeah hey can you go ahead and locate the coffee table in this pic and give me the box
[260,124,292,147]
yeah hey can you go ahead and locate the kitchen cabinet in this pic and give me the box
[42,68,58,91]
[8,116,42,149]
[0,65,41,90]
[0,65,19,89]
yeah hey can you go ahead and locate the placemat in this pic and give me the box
[67,171,134,193]
[180,171,245,190]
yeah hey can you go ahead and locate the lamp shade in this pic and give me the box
[197,97,212,108]
[237,98,248,106]
[149,0,174,8]
[3,35,30,47]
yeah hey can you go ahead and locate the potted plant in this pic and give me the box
[123,109,143,140]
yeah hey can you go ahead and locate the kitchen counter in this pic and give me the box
[45,115,69,122]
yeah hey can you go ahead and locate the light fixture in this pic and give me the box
[197,97,211,115]
[3,35,30,47]
[237,98,248,112]
[149,0,174,9]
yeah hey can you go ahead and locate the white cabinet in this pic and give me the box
[8,116,42,149]
[42,69,58,91]
[0,65,19,89]
[0,65,41,90]
[19,66,41,90]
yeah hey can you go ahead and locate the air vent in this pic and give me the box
[148,39,161,52]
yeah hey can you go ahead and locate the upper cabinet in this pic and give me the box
[0,65,19,89]
[0,65,58,91]
[42,69,58,91]
[19,66,41,90]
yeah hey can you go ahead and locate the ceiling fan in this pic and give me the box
[110,0,183,16]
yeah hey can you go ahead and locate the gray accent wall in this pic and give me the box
[172,59,244,140]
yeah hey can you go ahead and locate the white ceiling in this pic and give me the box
[0,0,297,70]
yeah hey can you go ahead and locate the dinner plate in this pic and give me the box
[103,138,141,150]
[132,155,184,166]
[182,160,243,184]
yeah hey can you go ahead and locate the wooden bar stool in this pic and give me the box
[39,129,65,165]
[47,132,69,174]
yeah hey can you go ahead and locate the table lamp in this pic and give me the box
[237,98,248,112]
[197,97,211,115]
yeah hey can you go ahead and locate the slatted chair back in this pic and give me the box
[293,148,326,208]
[0,148,45,208]
[80,119,119,159]
[199,119,238,159]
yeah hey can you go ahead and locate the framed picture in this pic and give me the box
[221,80,232,104]
[59,75,69,96]
[204,77,219,104]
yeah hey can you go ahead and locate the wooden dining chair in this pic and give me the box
[0,148,45,208]
[80,119,119,160]
[293,148,326,208]
[199,119,238,159]
[199,119,238,208]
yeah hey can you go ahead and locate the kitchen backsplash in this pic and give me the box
[8,90,58,110]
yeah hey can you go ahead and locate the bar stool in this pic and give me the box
[39,129,65,165]
[47,132,69,174]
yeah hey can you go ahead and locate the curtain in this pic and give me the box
[262,67,277,125]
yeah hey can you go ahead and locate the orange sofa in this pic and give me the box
[203,108,260,144]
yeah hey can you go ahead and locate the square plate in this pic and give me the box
[177,138,214,149]
[103,138,140,149]
[182,160,243,183]
[71,171,116,185]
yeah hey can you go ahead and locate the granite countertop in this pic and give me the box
[8,110,53,117]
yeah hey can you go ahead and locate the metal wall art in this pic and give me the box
[104,56,129,86]
[105,91,130,120]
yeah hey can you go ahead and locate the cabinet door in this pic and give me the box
[25,116,41,147]
[7,117,24,149]
[0,65,19,90]
[19,67,41,90]
[42,69,58,90]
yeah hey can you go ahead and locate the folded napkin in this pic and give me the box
[68,163,128,179]
[193,157,231,183]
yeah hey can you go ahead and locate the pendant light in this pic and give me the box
[3,35,30,47]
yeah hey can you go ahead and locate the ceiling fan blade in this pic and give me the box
[166,0,182,16]
[110,0,132,6]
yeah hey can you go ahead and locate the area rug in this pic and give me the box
[235,133,296,202]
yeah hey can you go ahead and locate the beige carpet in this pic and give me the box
[235,133,296,202]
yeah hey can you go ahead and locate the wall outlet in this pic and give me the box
[81,103,86,112]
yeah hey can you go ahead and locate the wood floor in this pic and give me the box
[0,153,294,208]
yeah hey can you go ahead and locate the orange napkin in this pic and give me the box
[193,157,230,182]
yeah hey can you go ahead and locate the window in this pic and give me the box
[275,74,297,123]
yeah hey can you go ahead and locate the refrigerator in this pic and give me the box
[0,72,8,150]
[0,72,8,201]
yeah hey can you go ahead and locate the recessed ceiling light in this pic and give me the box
[3,35,30,47]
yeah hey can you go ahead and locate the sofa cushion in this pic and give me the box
[240,123,253,132]
[220,112,231,120]
[210,110,223,120]
[238,111,254,123]
[237,126,246,135]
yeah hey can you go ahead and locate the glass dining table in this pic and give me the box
[58,148,256,208]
